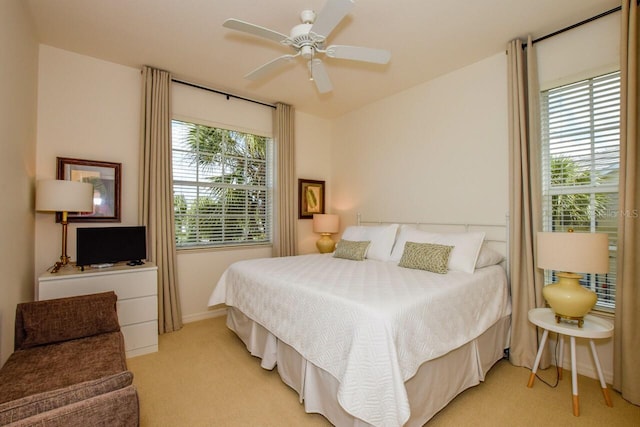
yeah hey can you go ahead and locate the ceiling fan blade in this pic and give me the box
[223,18,289,44]
[245,55,298,80]
[309,59,333,93]
[325,45,391,64]
[310,0,354,41]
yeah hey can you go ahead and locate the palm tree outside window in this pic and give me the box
[171,120,272,248]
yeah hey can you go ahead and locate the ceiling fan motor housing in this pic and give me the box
[290,22,319,58]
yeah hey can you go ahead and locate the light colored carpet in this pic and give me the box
[127,316,639,426]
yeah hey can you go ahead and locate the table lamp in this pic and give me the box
[537,231,609,327]
[313,214,339,253]
[36,179,94,273]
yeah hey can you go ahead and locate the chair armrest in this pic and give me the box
[4,385,139,427]
[0,371,134,424]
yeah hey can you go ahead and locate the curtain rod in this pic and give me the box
[171,78,276,109]
[524,5,622,48]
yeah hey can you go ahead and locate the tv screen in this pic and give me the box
[76,226,147,267]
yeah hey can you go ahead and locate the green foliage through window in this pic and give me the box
[172,120,272,248]
[550,157,609,231]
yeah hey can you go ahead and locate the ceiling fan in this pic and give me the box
[223,0,391,93]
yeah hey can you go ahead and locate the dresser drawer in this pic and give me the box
[38,266,157,300]
[122,321,158,352]
[117,295,158,326]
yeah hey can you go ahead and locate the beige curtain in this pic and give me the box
[506,37,546,368]
[272,102,297,257]
[139,66,182,334]
[614,0,639,405]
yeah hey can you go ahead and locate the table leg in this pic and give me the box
[570,336,579,416]
[528,329,549,388]
[558,334,564,380]
[589,339,613,407]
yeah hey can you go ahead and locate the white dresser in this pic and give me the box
[37,263,159,358]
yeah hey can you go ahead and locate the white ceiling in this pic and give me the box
[25,0,620,118]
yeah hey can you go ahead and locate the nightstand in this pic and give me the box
[526,307,613,416]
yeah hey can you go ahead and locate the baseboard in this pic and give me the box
[126,344,158,358]
[560,354,614,384]
[182,307,227,324]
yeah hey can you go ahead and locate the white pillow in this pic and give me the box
[341,224,399,261]
[390,225,485,273]
[475,244,505,269]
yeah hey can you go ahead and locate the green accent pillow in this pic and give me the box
[333,240,371,261]
[398,241,453,274]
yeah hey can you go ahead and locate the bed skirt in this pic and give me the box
[226,307,510,426]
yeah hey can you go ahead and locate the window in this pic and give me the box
[171,119,272,248]
[541,71,620,311]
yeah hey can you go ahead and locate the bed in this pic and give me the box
[208,221,511,427]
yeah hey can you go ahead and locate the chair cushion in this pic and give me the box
[0,332,127,404]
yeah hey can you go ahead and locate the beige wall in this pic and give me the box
[537,12,619,90]
[295,111,333,254]
[35,45,142,278]
[0,0,39,365]
[331,52,509,229]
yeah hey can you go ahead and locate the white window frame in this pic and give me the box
[540,71,620,312]
[171,118,273,249]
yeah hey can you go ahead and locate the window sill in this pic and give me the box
[177,243,272,255]
[590,308,614,321]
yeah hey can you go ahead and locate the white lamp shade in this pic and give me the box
[313,214,339,234]
[36,180,94,213]
[537,232,609,274]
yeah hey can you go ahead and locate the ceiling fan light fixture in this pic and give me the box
[301,45,314,59]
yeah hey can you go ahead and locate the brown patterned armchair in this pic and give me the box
[0,292,139,426]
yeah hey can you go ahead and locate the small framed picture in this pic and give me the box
[56,157,121,222]
[298,179,325,219]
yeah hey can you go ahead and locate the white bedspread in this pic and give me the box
[209,254,510,427]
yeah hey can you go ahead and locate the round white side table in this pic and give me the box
[526,307,614,417]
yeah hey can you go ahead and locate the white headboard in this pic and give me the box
[356,213,510,279]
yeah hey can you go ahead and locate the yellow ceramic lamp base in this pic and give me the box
[316,233,336,253]
[543,272,597,327]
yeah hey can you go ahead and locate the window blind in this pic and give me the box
[541,71,620,310]
[172,120,272,248]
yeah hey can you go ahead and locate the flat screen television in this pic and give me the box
[76,226,147,267]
